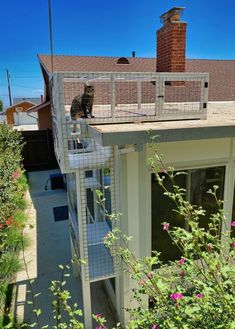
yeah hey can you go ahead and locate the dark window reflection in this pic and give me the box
[190,167,225,230]
[151,172,186,262]
[232,186,235,238]
[151,166,225,263]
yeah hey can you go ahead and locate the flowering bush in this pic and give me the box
[104,152,235,329]
[0,124,27,316]
[3,140,234,329]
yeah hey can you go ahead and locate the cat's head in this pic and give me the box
[84,84,94,96]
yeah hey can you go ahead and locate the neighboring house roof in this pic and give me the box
[5,100,36,112]
[38,55,235,101]
[13,97,41,105]
[38,55,155,73]
[27,101,50,113]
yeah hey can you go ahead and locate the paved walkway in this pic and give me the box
[13,169,116,328]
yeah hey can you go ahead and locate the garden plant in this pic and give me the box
[0,124,27,326]
[1,138,234,329]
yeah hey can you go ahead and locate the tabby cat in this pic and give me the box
[70,84,95,120]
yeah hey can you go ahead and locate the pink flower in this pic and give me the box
[0,223,4,229]
[12,171,20,180]
[207,243,213,252]
[231,221,235,227]
[139,279,146,286]
[163,222,170,231]
[6,216,13,226]
[95,314,103,318]
[179,270,186,278]
[152,325,158,329]
[178,258,185,265]
[196,293,203,299]
[232,242,235,247]
[170,293,184,300]
[147,271,154,279]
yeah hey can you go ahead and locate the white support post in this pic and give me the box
[111,74,116,120]
[76,171,92,329]
[157,74,165,119]
[222,139,235,239]
[117,150,150,326]
[155,74,159,118]
[82,280,92,329]
[54,73,67,173]
[137,79,141,110]
[113,146,122,318]
[200,74,209,120]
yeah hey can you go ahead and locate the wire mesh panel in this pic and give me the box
[67,173,80,259]
[52,72,208,173]
[77,158,117,281]
[61,72,160,122]
[158,73,209,120]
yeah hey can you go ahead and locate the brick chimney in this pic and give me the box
[157,7,186,72]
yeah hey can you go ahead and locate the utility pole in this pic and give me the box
[48,0,54,74]
[6,69,12,106]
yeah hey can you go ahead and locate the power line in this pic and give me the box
[6,70,12,106]
[48,0,54,74]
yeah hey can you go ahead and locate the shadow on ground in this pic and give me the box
[13,170,117,328]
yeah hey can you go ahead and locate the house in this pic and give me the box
[37,7,235,328]
[5,100,38,126]
[13,97,42,105]
[26,100,52,130]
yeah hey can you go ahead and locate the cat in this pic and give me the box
[70,84,95,121]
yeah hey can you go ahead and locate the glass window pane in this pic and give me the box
[151,172,186,263]
[67,173,77,218]
[232,184,235,238]
[190,166,225,230]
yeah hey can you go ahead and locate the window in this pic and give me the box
[116,57,129,64]
[15,107,23,112]
[67,173,78,221]
[85,168,112,225]
[232,184,235,238]
[152,166,225,263]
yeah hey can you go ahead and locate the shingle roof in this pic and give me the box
[38,55,156,73]
[38,55,235,101]
[13,97,41,105]
[5,100,36,112]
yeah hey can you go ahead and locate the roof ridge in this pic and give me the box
[38,54,156,60]
[187,58,235,61]
[39,54,235,61]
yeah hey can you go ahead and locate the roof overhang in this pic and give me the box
[27,101,50,113]
[5,100,36,112]
[88,119,235,146]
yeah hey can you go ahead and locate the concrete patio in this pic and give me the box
[13,169,116,328]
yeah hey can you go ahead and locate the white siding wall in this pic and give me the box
[118,137,235,326]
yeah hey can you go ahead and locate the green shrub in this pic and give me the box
[0,124,27,321]
[104,154,235,329]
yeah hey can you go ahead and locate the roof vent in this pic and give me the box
[117,57,129,64]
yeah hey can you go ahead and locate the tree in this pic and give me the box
[0,100,3,112]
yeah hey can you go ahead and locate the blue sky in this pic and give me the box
[1,0,235,107]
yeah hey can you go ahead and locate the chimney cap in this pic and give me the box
[160,7,185,24]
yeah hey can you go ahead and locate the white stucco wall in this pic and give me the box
[117,137,235,326]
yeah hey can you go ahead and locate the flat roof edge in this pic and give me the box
[88,124,235,146]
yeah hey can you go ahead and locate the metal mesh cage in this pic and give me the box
[77,166,117,281]
[52,70,208,284]
[52,71,208,173]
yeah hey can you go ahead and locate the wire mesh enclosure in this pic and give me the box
[55,71,208,121]
[67,167,117,282]
[52,71,208,173]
